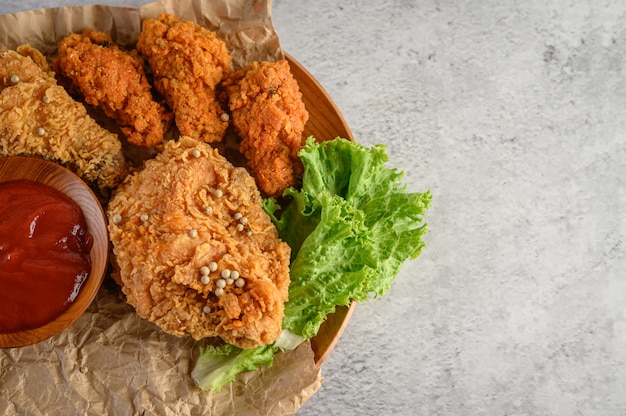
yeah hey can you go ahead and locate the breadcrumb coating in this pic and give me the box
[107,136,291,348]
[0,47,128,191]
[137,14,232,143]
[54,29,173,148]
[224,60,309,198]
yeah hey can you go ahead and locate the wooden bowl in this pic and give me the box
[0,156,108,348]
[286,54,357,366]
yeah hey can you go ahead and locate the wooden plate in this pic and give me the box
[0,54,355,361]
[285,53,357,366]
[0,156,109,348]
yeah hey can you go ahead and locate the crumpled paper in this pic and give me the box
[0,0,283,67]
[0,1,324,415]
[0,281,323,415]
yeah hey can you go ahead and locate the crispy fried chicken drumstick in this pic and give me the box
[54,29,172,148]
[223,60,309,198]
[137,14,232,143]
[0,47,128,191]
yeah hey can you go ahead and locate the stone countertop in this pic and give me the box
[2,1,626,415]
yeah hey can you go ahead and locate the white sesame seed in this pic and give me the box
[192,149,201,158]
[189,229,198,238]
[240,217,249,225]
[235,278,245,288]
[140,214,148,222]
[79,366,88,374]
[10,74,19,84]
[225,278,234,285]
[221,269,231,279]
[204,206,213,214]
[203,305,211,313]
[231,271,240,280]
[246,230,253,236]
[215,287,224,297]
[208,262,218,272]
[201,275,210,285]
[42,95,50,104]
[214,189,223,198]
[220,113,230,122]
[112,214,122,224]
[236,224,244,232]
[234,212,243,220]
[200,266,210,276]
[216,279,226,288]
[36,127,45,136]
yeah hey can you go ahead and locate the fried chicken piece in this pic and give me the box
[136,14,232,143]
[0,47,128,191]
[107,136,291,349]
[223,60,309,198]
[54,29,172,148]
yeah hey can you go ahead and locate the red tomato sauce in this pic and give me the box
[0,179,93,333]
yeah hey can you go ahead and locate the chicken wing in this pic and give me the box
[54,29,172,148]
[137,14,232,143]
[0,47,128,191]
[223,60,309,198]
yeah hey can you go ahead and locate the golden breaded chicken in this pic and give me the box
[0,47,128,191]
[137,14,232,143]
[54,29,172,148]
[107,136,291,349]
[223,60,309,198]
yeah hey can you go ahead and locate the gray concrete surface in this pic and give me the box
[2,1,626,415]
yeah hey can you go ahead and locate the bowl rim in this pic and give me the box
[0,155,109,348]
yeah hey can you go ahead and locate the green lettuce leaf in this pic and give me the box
[273,137,431,337]
[191,344,275,392]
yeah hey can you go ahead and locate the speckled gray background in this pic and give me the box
[2,1,626,415]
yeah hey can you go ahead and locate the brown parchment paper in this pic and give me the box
[0,1,323,415]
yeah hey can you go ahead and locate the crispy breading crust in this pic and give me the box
[54,29,173,148]
[137,14,232,143]
[0,48,128,191]
[223,60,309,198]
[107,136,291,348]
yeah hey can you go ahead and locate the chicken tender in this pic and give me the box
[0,47,128,191]
[223,60,309,198]
[137,14,232,143]
[107,136,291,349]
[54,29,172,148]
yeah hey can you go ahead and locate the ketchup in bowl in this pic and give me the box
[0,179,93,333]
